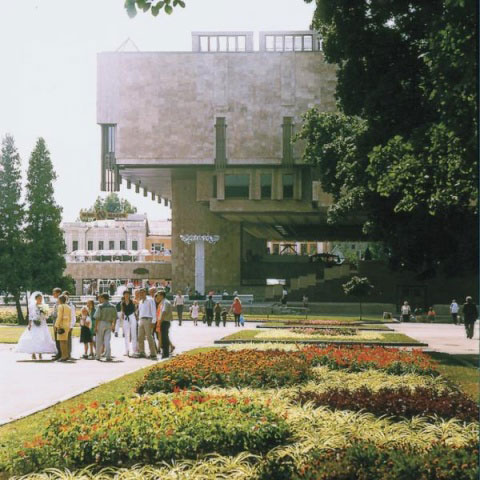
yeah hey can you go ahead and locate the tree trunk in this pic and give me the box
[15,293,25,324]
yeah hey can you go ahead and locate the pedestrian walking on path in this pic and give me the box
[450,299,459,325]
[55,295,72,362]
[204,295,215,327]
[120,290,137,357]
[190,301,200,326]
[157,290,172,359]
[173,291,184,325]
[462,296,478,339]
[79,307,94,359]
[94,293,117,362]
[401,301,411,322]
[230,297,242,327]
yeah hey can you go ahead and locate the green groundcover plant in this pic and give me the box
[7,392,291,475]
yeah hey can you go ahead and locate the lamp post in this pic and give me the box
[179,234,220,295]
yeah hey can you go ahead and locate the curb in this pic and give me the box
[214,339,428,347]
[255,325,393,332]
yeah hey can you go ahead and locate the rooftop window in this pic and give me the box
[199,34,247,52]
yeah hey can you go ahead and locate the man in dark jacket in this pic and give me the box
[204,295,215,326]
[462,296,478,339]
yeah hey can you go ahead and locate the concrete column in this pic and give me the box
[194,240,205,295]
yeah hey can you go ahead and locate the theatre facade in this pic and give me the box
[97,30,363,295]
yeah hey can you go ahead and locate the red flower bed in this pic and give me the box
[137,349,312,393]
[296,386,478,421]
[300,345,437,375]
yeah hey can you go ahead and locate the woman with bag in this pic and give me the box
[230,297,242,327]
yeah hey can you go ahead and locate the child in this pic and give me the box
[79,306,94,359]
[190,301,200,326]
[214,302,221,327]
[221,307,228,327]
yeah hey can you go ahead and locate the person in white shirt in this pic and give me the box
[135,288,157,359]
[173,292,185,325]
[450,299,459,325]
[190,301,200,326]
[400,301,411,322]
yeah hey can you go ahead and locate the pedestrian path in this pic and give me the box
[388,322,479,355]
[0,322,256,425]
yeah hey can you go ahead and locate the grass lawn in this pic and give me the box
[0,326,80,344]
[218,329,421,344]
[428,352,479,400]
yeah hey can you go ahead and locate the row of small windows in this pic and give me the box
[265,34,314,52]
[72,240,139,251]
[216,173,294,200]
[200,35,246,52]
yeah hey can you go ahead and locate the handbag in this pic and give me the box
[57,328,65,335]
[33,320,41,327]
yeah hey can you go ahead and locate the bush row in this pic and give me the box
[8,392,291,475]
[296,385,478,421]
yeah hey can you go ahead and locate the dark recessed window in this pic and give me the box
[120,240,126,250]
[87,241,93,251]
[225,174,249,199]
[283,174,294,199]
[212,175,217,198]
[260,174,272,199]
[109,240,115,250]
[98,241,104,250]
[72,240,78,251]
[132,240,138,250]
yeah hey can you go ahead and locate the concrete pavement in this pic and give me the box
[0,322,257,425]
[388,321,479,355]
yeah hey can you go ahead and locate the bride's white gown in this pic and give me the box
[16,307,57,354]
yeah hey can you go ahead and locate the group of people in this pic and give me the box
[400,297,478,339]
[16,286,175,362]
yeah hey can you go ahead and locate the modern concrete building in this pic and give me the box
[97,30,362,295]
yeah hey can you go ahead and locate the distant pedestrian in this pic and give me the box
[281,288,288,306]
[400,301,411,322]
[427,307,436,323]
[214,302,222,326]
[120,290,137,357]
[55,295,72,362]
[109,282,116,296]
[135,288,157,359]
[462,296,478,339]
[204,295,215,327]
[190,301,200,326]
[230,297,242,327]
[173,291,184,325]
[302,295,309,308]
[450,299,459,325]
[221,307,228,326]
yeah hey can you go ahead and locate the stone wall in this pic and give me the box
[172,172,241,292]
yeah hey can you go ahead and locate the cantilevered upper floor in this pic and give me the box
[97,30,336,198]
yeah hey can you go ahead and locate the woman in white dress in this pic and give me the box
[16,292,57,360]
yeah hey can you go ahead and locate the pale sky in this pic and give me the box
[0,0,315,221]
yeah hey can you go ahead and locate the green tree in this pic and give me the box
[342,276,373,320]
[299,0,477,275]
[0,135,26,323]
[25,138,66,293]
[94,193,137,215]
[124,0,186,17]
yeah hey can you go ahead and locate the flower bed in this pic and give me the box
[296,386,479,421]
[286,443,479,480]
[290,327,357,336]
[302,345,438,376]
[7,392,291,475]
[137,349,313,393]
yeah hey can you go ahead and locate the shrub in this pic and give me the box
[296,385,479,421]
[7,392,291,475]
[137,349,313,393]
[291,442,479,480]
[301,345,437,376]
[0,310,21,323]
[291,328,357,336]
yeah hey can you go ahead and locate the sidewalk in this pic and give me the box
[388,322,479,355]
[0,322,257,425]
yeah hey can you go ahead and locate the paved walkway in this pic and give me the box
[388,321,479,355]
[0,322,257,425]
